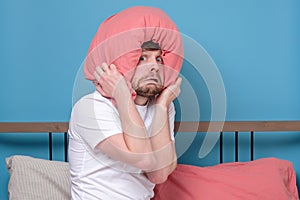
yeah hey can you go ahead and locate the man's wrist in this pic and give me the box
[113,80,131,101]
[155,99,170,109]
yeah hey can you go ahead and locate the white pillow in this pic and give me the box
[6,155,71,200]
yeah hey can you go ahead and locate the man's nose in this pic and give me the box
[150,63,159,72]
[148,58,160,72]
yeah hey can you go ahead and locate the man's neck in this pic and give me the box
[134,95,149,106]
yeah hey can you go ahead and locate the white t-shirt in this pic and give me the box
[68,90,175,200]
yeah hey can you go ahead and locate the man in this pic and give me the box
[68,6,183,200]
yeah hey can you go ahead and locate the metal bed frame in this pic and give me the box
[1,121,300,163]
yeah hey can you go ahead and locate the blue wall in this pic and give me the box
[1,0,300,199]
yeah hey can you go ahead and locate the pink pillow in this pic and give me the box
[152,158,299,200]
[84,6,183,99]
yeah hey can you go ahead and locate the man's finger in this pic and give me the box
[93,71,101,82]
[110,64,117,70]
[96,66,104,75]
[175,77,182,86]
[102,63,109,71]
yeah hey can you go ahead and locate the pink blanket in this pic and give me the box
[153,158,299,200]
[84,6,183,99]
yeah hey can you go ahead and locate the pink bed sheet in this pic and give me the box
[153,158,299,200]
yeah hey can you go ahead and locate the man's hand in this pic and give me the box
[156,77,182,107]
[94,63,128,99]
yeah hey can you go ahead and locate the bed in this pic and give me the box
[1,121,300,200]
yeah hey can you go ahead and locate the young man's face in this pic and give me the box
[131,49,165,98]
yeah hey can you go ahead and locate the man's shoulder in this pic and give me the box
[71,91,116,116]
[74,91,112,105]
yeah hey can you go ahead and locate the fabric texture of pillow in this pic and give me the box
[84,6,183,101]
[152,158,299,200]
[6,155,71,200]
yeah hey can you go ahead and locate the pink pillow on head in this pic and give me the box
[84,6,184,99]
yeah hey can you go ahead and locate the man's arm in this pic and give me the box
[145,104,177,184]
[94,63,156,170]
[145,77,182,184]
[94,63,182,179]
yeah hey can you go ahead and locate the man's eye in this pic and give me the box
[139,56,146,61]
[156,57,163,63]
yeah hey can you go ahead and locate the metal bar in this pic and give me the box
[0,122,69,133]
[235,131,238,162]
[1,121,300,133]
[250,131,254,161]
[64,132,68,162]
[220,132,223,163]
[173,121,300,133]
[49,132,52,160]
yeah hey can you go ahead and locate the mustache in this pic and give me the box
[140,74,163,83]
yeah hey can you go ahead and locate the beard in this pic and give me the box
[132,73,164,97]
[134,84,163,97]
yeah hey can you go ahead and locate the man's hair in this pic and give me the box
[141,40,161,51]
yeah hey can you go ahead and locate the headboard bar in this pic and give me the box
[1,121,300,133]
[219,132,223,163]
[250,131,254,161]
[0,122,69,133]
[235,131,239,162]
[49,132,53,160]
[1,121,300,163]
[174,121,300,132]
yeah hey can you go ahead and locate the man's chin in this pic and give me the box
[135,85,163,98]
[136,91,160,98]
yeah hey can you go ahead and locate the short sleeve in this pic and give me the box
[70,92,123,149]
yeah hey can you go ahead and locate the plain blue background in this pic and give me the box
[1,0,300,199]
